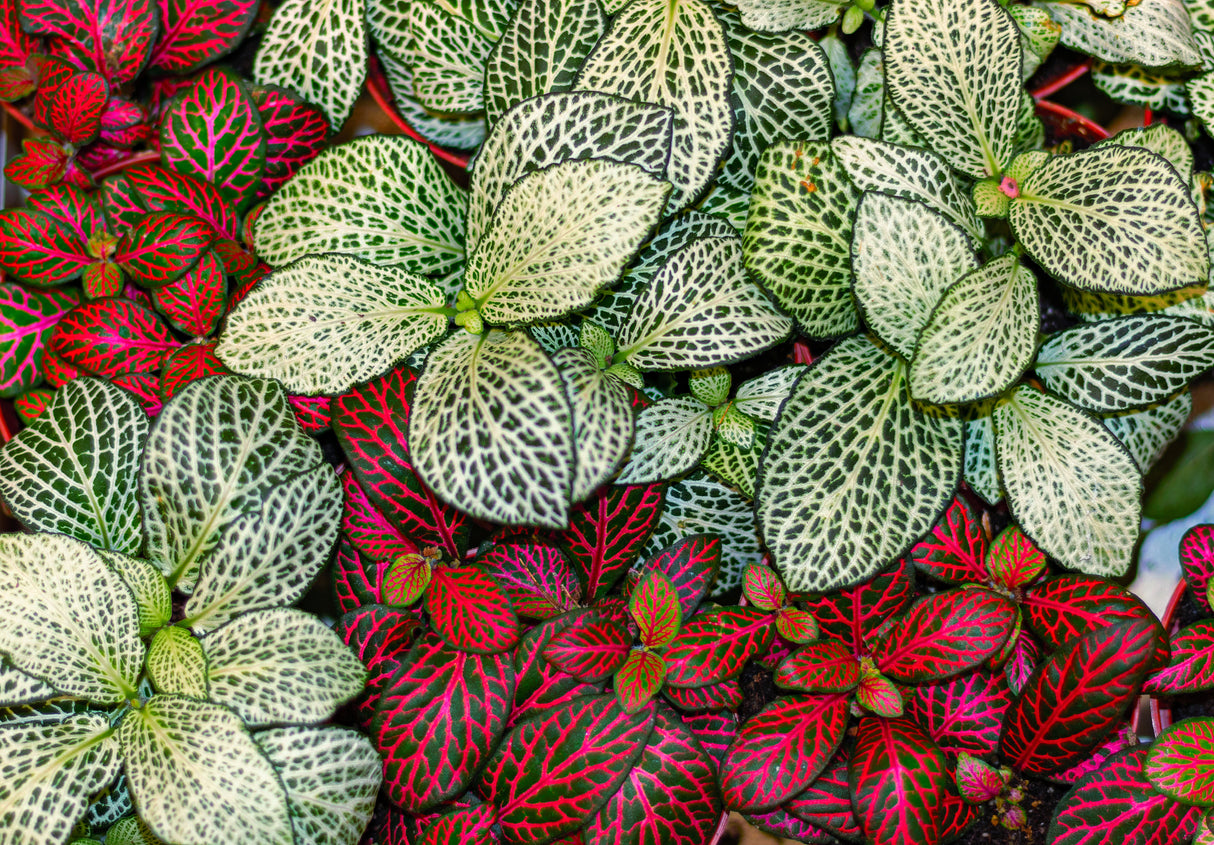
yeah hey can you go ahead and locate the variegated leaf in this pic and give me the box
[476,540,581,620]
[377,52,487,152]
[1181,525,1214,614]
[1145,620,1214,693]
[614,649,666,713]
[664,607,774,688]
[848,49,885,139]
[545,618,630,681]
[424,566,520,654]
[631,570,682,649]
[0,659,56,708]
[0,283,79,397]
[1104,390,1192,472]
[908,669,1012,758]
[559,483,665,601]
[1145,718,1214,806]
[1093,63,1191,113]
[405,0,508,114]
[872,590,1017,683]
[553,347,634,501]
[512,611,599,726]
[145,626,208,699]
[774,642,860,693]
[733,365,804,424]
[647,477,762,594]
[615,396,713,486]
[150,0,260,74]
[1038,0,1202,68]
[850,716,950,845]
[732,0,847,31]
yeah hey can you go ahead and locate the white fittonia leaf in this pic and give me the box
[120,695,293,845]
[965,406,1003,505]
[0,660,55,707]
[218,255,449,395]
[1190,73,1214,134]
[733,0,848,30]
[0,534,142,704]
[909,255,1040,405]
[0,378,146,554]
[1092,63,1191,113]
[466,160,671,325]
[744,141,859,338]
[616,236,792,371]
[0,713,121,845]
[1038,0,1203,67]
[1034,315,1214,412]
[884,0,1022,177]
[1095,123,1194,181]
[851,194,978,361]
[1009,4,1061,79]
[104,817,165,845]
[378,52,488,150]
[575,0,732,209]
[183,466,341,634]
[994,387,1141,577]
[145,627,208,699]
[848,49,885,139]
[408,0,509,114]
[645,476,762,592]
[615,396,714,485]
[734,365,806,423]
[412,330,574,527]
[1009,145,1209,295]
[1104,390,1191,472]
[821,33,855,128]
[254,135,467,275]
[553,348,635,502]
[254,0,365,126]
[100,552,172,638]
[203,608,366,727]
[757,336,965,593]
[881,95,927,148]
[366,0,409,62]
[141,375,324,592]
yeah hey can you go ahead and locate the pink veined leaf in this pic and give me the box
[0,282,79,397]
[15,387,56,423]
[776,607,819,643]
[83,261,123,298]
[908,494,988,585]
[800,557,916,655]
[149,73,193,118]
[614,649,667,713]
[28,183,104,244]
[98,95,150,148]
[212,238,256,278]
[907,668,1012,759]
[556,483,666,600]
[682,711,737,771]
[333,533,394,613]
[116,211,212,288]
[785,748,863,843]
[418,804,498,845]
[150,0,259,73]
[4,138,68,189]
[744,807,837,844]
[511,610,601,727]
[424,566,520,655]
[30,55,107,144]
[20,0,158,85]
[152,248,226,336]
[986,524,1046,590]
[1144,620,1214,694]
[383,553,432,607]
[631,569,682,649]
[124,162,239,239]
[0,209,92,285]
[543,618,631,682]
[757,634,794,670]
[250,83,330,196]
[50,297,178,377]
[665,607,774,689]
[335,605,422,727]
[938,789,980,841]
[636,534,720,618]
[774,641,861,693]
[1052,724,1139,785]
[1181,525,1214,614]
[287,393,330,433]
[850,716,950,845]
[955,752,1007,803]
[340,471,418,563]
[476,541,582,620]
[0,0,39,74]
[159,341,227,401]
[662,678,742,713]
[873,589,1017,683]
[742,561,786,610]
[1146,718,1214,806]
[856,671,904,717]
[41,347,77,385]
[111,371,161,415]
[100,174,149,234]
[1005,629,1040,695]
[60,158,95,189]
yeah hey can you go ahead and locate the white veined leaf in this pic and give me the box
[468,91,674,253]
[697,181,750,232]
[100,552,172,638]
[993,386,1141,577]
[1009,4,1061,79]
[848,49,885,139]
[615,396,714,485]
[254,134,467,274]
[378,52,488,150]
[1011,90,1045,160]
[0,378,146,554]
[0,699,89,728]
[701,426,765,499]
[408,0,510,114]
[203,608,366,726]
[1010,145,1209,295]
[733,0,847,30]
[553,348,635,502]
[0,713,121,845]
[183,466,342,634]
[1061,284,1212,327]
[743,141,860,339]
[145,627,208,699]
[851,194,978,360]
[1189,72,1214,134]
[909,255,1040,405]
[0,659,55,708]
[688,367,731,407]
[1094,123,1195,179]
[734,365,806,423]
[1038,0,1203,68]
[104,816,167,845]
[140,375,324,592]
[255,726,381,845]
[412,330,575,527]
[253,0,365,126]
[757,335,965,593]
[83,771,131,830]
[466,159,671,325]
[884,0,1022,177]
[1092,63,1191,112]
[1035,314,1214,412]
[575,0,733,209]
[965,406,1003,506]
[617,236,793,371]
[119,695,294,845]
[1103,390,1191,472]
[530,321,581,354]
[0,534,142,704]
[366,0,410,63]
[880,95,926,147]
[821,33,856,128]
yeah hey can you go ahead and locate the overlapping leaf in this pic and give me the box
[424,567,520,654]
[614,649,667,713]
[251,84,330,196]
[665,608,773,688]
[557,483,665,600]
[873,590,1016,683]
[405,0,506,114]
[638,535,720,617]
[21,0,157,85]
[1146,718,1214,806]
[153,249,226,337]
[1182,525,1214,613]
[553,347,634,501]
[801,558,916,649]
[908,669,1012,757]
[0,209,92,285]
[512,611,601,725]
[850,716,949,845]
[125,164,237,239]
[785,749,862,843]
[1021,575,1167,665]
[775,642,860,693]
[544,618,630,681]
[908,495,987,584]
[476,541,581,620]
[145,625,207,698]
[616,396,713,485]
[51,298,178,378]
[150,0,259,73]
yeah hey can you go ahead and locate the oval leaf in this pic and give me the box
[424,566,520,655]
[849,716,950,845]
[873,589,1017,683]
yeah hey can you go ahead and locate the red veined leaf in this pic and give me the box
[721,694,849,811]
[4,138,68,189]
[478,694,654,843]
[856,671,903,716]
[665,607,774,689]
[801,558,916,654]
[333,364,470,559]
[116,211,212,287]
[424,566,519,655]
[1144,620,1214,694]
[50,297,178,377]
[511,610,601,727]
[986,524,1046,590]
[241,203,261,249]
[0,282,79,396]
[744,807,836,843]
[1022,575,1168,668]
[614,649,666,713]
[159,341,228,400]
[0,65,33,102]
[850,716,950,845]
[557,483,666,600]
[212,238,256,278]
[908,494,987,585]
[758,634,793,670]
[774,641,861,693]
[1001,619,1158,776]
[955,752,1006,803]
[873,589,1017,683]
[83,261,123,298]
[662,678,742,713]
[125,162,238,239]
[383,553,432,608]
[150,0,259,73]
[333,533,393,613]
[98,95,149,148]
[1005,629,1040,694]
[776,607,819,643]
[636,534,719,617]
[60,158,94,189]
[682,711,737,771]
[287,393,330,433]
[907,668,1012,758]
[786,748,863,843]
[1146,718,1214,806]
[335,605,421,727]
[372,632,515,813]
[987,607,1021,672]
[742,561,786,610]
[631,570,682,649]
[41,346,77,385]
[342,449,429,566]
[544,618,630,682]
[21,0,157,85]
[585,705,723,845]
[1181,525,1214,614]
[0,0,39,78]
[476,541,581,620]
[100,174,148,234]
[1048,746,1204,845]
[30,56,107,144]
[15,387,55,423]
[0,208,92,285]
[251,83,330,196]
[152,248,225,336]
[111,371,161,415]
[28,183,104,244]
[419,804,498,845]
[1053,724,1138,784]
[938,788,980,841]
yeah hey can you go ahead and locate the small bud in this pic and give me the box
[972,179,1010,218]
[455,289,476,312]
[454,310,484,334]
[842,4,865,33]
[579,322,615,367]
[998,175,1019,198]
[605,361,644,390]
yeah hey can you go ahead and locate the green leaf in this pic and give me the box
[1038,0,1203,68]
[965,404,1003,505]
[104,816,166,845]
[0,659,56,707]
[377,52,487,150]
[0,534,142,703]
[616,396,714,485]
[1009,4,1061,79]
[848,49,885,139]
[733,0,847,30]
[993,386,1141,577]
[145,626,208,699]
[412,330,574,528]
[553,347,634,502]
[689,367,731,407]
[0,378,146,554]
[1103,390,1192,472]
[407,0,509,114]
[1009,145,1208,294]
[646,477,762,593]
[702,426,765,499]
[1096,123,1194,179]
[757,336,965,593]
[1092,63,1191,112]
[100,553,172,638]
[909,255,1039,404]
[119,695,293,845]
[735,366,804,422]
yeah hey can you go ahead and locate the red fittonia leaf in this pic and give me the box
[801,558,916,654]
[0,0,38,76]
[1005,629,1040,694]
[557,483,665,600]
[1145,620,1214,694]
[786,749,863,843]
[31,56,107,145]
[100,174,148,234]
[152,248,226,336]
[665,607,774,689]
[682,711,737,771]
[663,678,742,713]
[383,553,431,607]
[511,611,601,727]
[212,238,256,278]
[955,752,1006,803]
[721,693,849,811]
[150,0,259,73]
[614,649,667,713]
[251,83,330,196]
[41,347,77,385]
[774,641,860,693]
[15,387,55,423]
[544,618,630,682]
[4,138,68,189]
[850,716,950,845]
[476,541,582,620]
[478,694,654,844]
[117,211,212,287]
[372,633,515,812]
[636,534,719,618]
[631,570,682,649]
[125,163,239,239]
[50,297,179,377]
[1181,525,1214,614]
[742,562,786,610]
[424,566,519,655]
[1146,718,1214,806]
[908,494,987,585]
[419,804,498,845]
[335,605,421,726]
[775,607,819,643]
[1052,724,1138,784]
[287,393,330,433]
[0,283,79,396]
[333,533,393,613]
[1001,619,1158,776]
[29,183,103,243]
[856,671,904,716]
[986,524,1046,590]
[1022,575,1168,668]
[908,668,1012,758]
[938,789,980,841]
[744,808,836,844]
[98,95,149,148]
[21,0,157,85]
[83,261,123,298]
[873,589,1016,683]
[0,209,92,285]
[111,371,161,415]
[159,341,228,400]
[341,472,418,563]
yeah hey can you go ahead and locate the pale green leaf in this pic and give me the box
[965,405,1003,505]
[734,365,805,423]
[1095,123,1195,179]
[689,367,731,407]
[848,49,885,139]
[733,0,847,30]
[702,426,765,499]
[553,348,635,502]
[99,552,172,638]
[1092,63,1191,112]
[696,182,750,232]
[616,396,714,485]
[821,33,855,129]
[529,321,580,354]
[880,95,926,148]
[145,627,208,699]
[0,378,146,554]
[408,0,512,114]
[0,660,55,708]
[1190,72,1214,132]
[757,336,965,593]
[1038,0,1203,68]
[1009,4,1061,79]
[378,52,487,150]
[1103,390,1192,472]
[104,817,167,845]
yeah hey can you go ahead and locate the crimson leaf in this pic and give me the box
[423,567,519,655]
[556,482,665,600]
[476,541,581,621]
[665,607,774,688]
[873,589,1016,683]
[849,716,950,845]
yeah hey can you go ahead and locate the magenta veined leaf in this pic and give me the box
[873,589,1016,683]
[21,0,157,84]
[125,163,238,240]
[29,183,104,243]
[159,341,228,401]
[112,371,161,415]
[1146,718,1214,806]
[775,641,860,693]
[908,668,1011,758]
[0,0,39,75]
[986,524,1046,590]
[116,211,212,288]
[476,541,582,620]
[251,83,330,196]
[212,238,256,278]
[1001,619,1158,776]
[333,533,393,613]
[418,804,497,845]
[955,752,1006,803]
[50,297,179,377]
[743,562,786,610]
[665,607,775,688]
[801,558,915,653]
[744,807,836,843]
[786,748,863,843]
[1145,620,1214,694]
[631,570,682,649]
[557,483,666,600]
[543,618,631,682]
[383,553,432,607]
[511,611,602,727]
[721,694,849,811]
[0,64,35,102]
[663,678,742,713]
[856,671,904,716]
[150,0,259,73]
[776,607,819,643]
[30,56,107,145]
[98,95,149,148]
[14,387,55,423]
[101,173,148,234]
[908,494,988,585]
[287,392,330,433]
[636,534,720,617]
[1181,525,1214,614]
[0,209,92,285]
[335,605,421,727]
[424,567,519,655]
[4,138,68,189]
[614,649,667,713]
[850,716,950,845]
[1053,724,1139,784]
[0,282,79,397]
[152,248,226,336]
[1005,629,1040,694]
[938,789,980,842]
[682,711,737,771]
[341,472,418,564]
[1022,575,1168,668]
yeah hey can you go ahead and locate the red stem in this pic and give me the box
[0,402,13,444]
[365,56,470,170]
[1034,98,1111,141]
[2,100,34,132]
[1030,61,1091,100]
[1143,107,1153,126]
[793,340,814,365]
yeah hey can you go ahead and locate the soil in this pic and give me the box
[949,778,1069,845]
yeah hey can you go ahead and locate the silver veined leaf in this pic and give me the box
[743,140,860,338]
[1035,314,1214,412]
[408,0,509,114]
[848,49,885,139]
[0,659,55,708]
[1103,390,1192,472]
[1009,145,1208,295]
[466,159,671,326]
[615,396,714,485]
[884,0,1022,177]
[965,405,1003,505]
[0,378,146,554]
[575,0,732,209]
[254,135,467,274]
[757,336,965,593]
[697,182,750,231]
[412,330,575,528]
[255,726,380,845]
[689,367,732,407]
[254,0,365,126]
[104,816,166,845]
[378,52,488,150]
[1060,285,1212,326]
[140,375,324,592]
[119,695,294,845]
[616,236,793,371]
[909,255,1040,405]
[365,0,409,63]
[733,0,848,30]
[993,386,1141,577]
[0,534,143,704]
[0,713,121,845]
[1011,90,1045,160]
[1009,4,1061,79]
[553,348,635,502]
[1092,63,1191,113]
[1189,73,1214,134]
[1038,0,1203,68]
[84,774,135,833]
[203,608,366,727]
[702,426,765,499]
[851,194,977,361]
[100,552,172,638]
[821,33,856,129]
[1094,123,1194,182]
[145,627,208,699]
[530,322,581,355]
[881,94,927,148]
[734,365,806,423]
